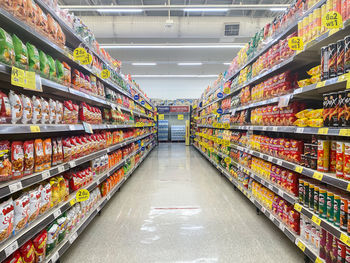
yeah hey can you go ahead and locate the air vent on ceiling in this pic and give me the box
[224,24,239,36]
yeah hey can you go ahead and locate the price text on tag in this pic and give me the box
[100,69,111,79]
[159,114,164,120]
[322,11,343,29]
[73,47,87,61]
[76,189,90,202]
[288,37,304,51]
[80,53,92,65]
[178,114,184,120]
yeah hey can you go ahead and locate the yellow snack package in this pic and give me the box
[307,65,321,76]
[306,109,323,119]
[310,74,321,84]
[297,79,312,88]
[295,109,313,119]
[294,118,308,127]
[307,118,323,127]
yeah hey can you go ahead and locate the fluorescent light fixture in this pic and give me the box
[183,8,228,12]
[101,44,245,49]
[132,75,217,78]
[132,62,157,66]
[269,8,286,11]
[223,62,231,65]
[97,9,143,12]
[177,62,203,66]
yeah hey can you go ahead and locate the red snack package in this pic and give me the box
[62,137,72,162]
[0,91,11,124]
[4,251,23,263]
[34,139,44,173]
[19,240,35,263]
[11,141,24,179]
[33,230,47,262]
[63,100,73,124]
[23,141,34,176]
[0,141,12,181]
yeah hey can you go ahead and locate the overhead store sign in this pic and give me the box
[170,106,189,113]
[157,106,170,113]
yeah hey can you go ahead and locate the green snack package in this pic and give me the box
[55,59,64,82]
[26,42,40,72]
[46,221,59,254]
[39,50,50,77]
[12,34,28,69]
[57,214,68,243]
[0,28,14,65]
[47,54,56,79]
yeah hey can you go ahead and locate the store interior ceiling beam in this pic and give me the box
[60,4,289,12]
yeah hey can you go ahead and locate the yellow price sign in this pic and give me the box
[217,123,223,129]
[224,87,230,94]
[223,123,230,129]
[80,53,92,65]
[316,81,326,88]
[339,129,350,136]
[69,198,76,206]
[193,104,197,109]
[223,140,230,146]
[297,240,306,252]
[312,215,321,225]
[178,114,184,120]
[294,166,303,173]
[11,67,40,91]
[141,141,144,146]
[76,189,90,202]
[73,47,87,61]
[294,203,302,212]
[159,114,164,120]
[340,233,350,247]
[100,69,111,79]
[288,37,304,51]
[313,172,323,181]
[322,11,343,29]
[224,157,231,164]
[315,258,323,263]
[347,183,350,192]
[347,74,350,89]
[318,128,329,135]
[213,122,218,128]
[30,125,40,133]
[11,66,25,88]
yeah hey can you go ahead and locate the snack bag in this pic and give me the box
[43,138,52,170]
[46,222,59,254]
[31,96,42,124]
[0,28,15,65]
[307,118,324,127]
[12,34,28,69]
[0,141,12,181]
[21,94,32,124]
[62,62,71,85]
[39,50,49,77]
[48,98,56,124]
[0,198,14,243]
[13,193,29,234]
[26,43,39,72]
[47,55,56,80]
[9,91,23,124]
[57,176,68,200]
[49,178,60,207]
[57,214,67,242]
[40,98,49,124]
[4,251,23,263]
[19,240,35,263]
[0,91,11,124]
[34,139,44,172]
[55,60,64,83]
[11,141,24,179]
[27,187,41,223]
[40,183,51,214]
[33,230,48,262]
[26,0,39,27]
[295,109,312,119]
[306,109,323,119]
[23,140,34,176]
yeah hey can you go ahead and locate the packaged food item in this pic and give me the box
[43,138,52,170]
[294,118,308,127]
[9,91,23,124]
[20,94,32,124]
[0,91,11,124]
[40,183,51,214]
[0,141,11,181]
[40,98,49,124]
[0,198,14,243]
[337,39,345,75]
[48,98,56,124]
[307,118,323,127]
[55,100,63,124]
[4,251,22,263]
[344,142,350,180]
[49,178,60,207]
[12,34,28,69]
[34,139,44,173]
[345,36,350,73]
[306,109,323,119]
[19,240,35,263]
[56,60,64,82]
[13,193,29,233]
[330,141,337,173]
[321,46,329,80]
[27,187,41,223]
[23,140,34,176]
[317,140,330,172]
[11,141,24,179]
[26,0,39,27]
[307,65,321,76]
[57,214,67,242]
[0,28,15,65]
[296,109,312,119]
[47,55,56,79]
[26,42,39,72]
[31,96,41,124]
[47,14,58,41]
[39,50,49,77]
[46,222,59,254]
[62,62,71,85]
[57,176,68,200]
[33,229,47,262]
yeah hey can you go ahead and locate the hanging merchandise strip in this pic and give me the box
[0,140,155,262]
[192,145,324,263]
[43,145,155,263]
[0,133,153,199]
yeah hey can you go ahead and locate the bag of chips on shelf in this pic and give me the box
[0,140,12,181]
[26,43,40,72]
[9,91,23,124]
[0,198,14,243]
[43,138,52,170]
[55,100,63,124]
[3,251,22,263]
[33,229,48,262]
[19,240,35,263]
[39,50,49,77]
[0,28,15,65]
[56,60,64,83]
[27,186,41,223]
[21,94,33,124]
[47,54,56,80]
[26,0,39,27]
[49,177,60,207]
[307,65,321,76]
[0,91,11,124]
[306,109,323,119]
[41,98,49,124]
[34,139,44,172]
[40,182,51,215]
[294,118,308,127]
[12,34,28,69]
[49,98,56,124]
[13,193,29,234]
[62,62,71,85]
[57,213,68,243]
[23,140,34,176]
[11,141,24,179]
[307,118,324,127]
[46,222,59,255]
[31,95,42,124]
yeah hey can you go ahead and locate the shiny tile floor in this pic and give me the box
[61,143,304,263]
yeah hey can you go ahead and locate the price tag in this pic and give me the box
[269,213,274,221]
[315,257,323,263]
[224,157,231,164]
[5,241,18,257]
[100,69,110,79]
[318,128,329,135]
[69,160,76,168]
[57,165,65,173]
[294,166,303,173]
[316,81,326,88]
[347,183,350,191]
[277,160,282,166]
[73,47,87,61]
[296,128,304,133]
[70,198,76,206]
[312,215,322,225]
[322,11,343,29]
[339,129,350,136]
[223,140,230,146]
[83,122,93,134]
[178,114,184,120]
[76,189,90,202]
[51,252,59,263]
[229,177,233,182]
[159,114,164,120]
[53,209,61,218]
[80,53,92,65]
[224,87,230,94]
[69,232,78,244]
[217,123,223,129]
[313,172,323,181]
[268,184,273,191]
[223,123,230,129]
[278,94,292,108]
[261,207,266,213]
[297,240,306,252]
[340,233,350,246]
[9,182,22,193]
[30,125,40,133]
[11,67,40,91]
[42,170,50,179]
[294,203,303,212]
[217,92,223,99]
[272,126,278,131]
[288,37,304,50]
[267,156,273,162]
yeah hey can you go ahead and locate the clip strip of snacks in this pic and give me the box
[194,0,350,262]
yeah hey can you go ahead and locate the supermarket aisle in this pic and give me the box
[62,143,304,263]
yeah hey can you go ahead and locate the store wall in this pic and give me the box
[133,77,217,99]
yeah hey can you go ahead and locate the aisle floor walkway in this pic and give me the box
[62,143,304,263]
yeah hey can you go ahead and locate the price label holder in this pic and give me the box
[294,166,303,174]
[312,215,322,225]
[297,240,306,252]
[5,241,19,257]
[100,69,111,79]
[340,233,350,247]
[224,87,230,94]
[73,47,87,61]
[340,129,350,136]
[178,114,184,120]
[159,114,164,120]
[322,11,343,29]
[76,189,90,202]
[318,128,329,135]
[224,157,231,164]
[30,125,40,133]
[223,123,230,129]
[278,94,292,108]
[42,170,50,180]
[294,203,303,212]
[83,122,93,134]
[313,172,323,181]
[69,232,78,244]
[316,81,326,88]
[70,198,76,206]
[288,37,304,51]
[51,252,60,263]
[9,182,22,193]
[53,209,61,218]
